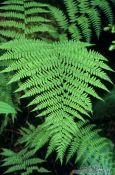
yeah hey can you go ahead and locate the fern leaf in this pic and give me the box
[1,148,49,174]
[0,38,112,162]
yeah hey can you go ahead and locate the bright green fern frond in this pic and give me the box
[87,9,101,38]
[0,4,24,11]
[0,38,112,121]
[0,12,24,19]
[0,21,24,29]
[25,1,50,8]
[45,115,78,163]
[0,38,112,162]
[1,148,50,174]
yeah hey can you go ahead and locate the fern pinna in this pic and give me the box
[0,38,113,163]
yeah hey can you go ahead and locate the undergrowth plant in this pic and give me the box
[0,0,60,41]
[0,0,115,175]
[49,0,114,41]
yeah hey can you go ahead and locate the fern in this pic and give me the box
[49,0,114,41]
[0,0,59,41]
[1,148,50,174]
[1,0,114,42]
[16,121,115,174]
[0,0,58,133]
[0,1,114,174]
[17,122,49,152]
[67,121,114,170]
[0,38,113,162]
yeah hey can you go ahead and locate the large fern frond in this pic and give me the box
[0,38,112,162]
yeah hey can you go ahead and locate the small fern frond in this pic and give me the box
[1,148,50,174]
[91,0,113,24]
[77,16,91,42]
[17,123,49,152]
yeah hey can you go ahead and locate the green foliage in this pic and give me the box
[0,101,16,133]
[0,0,114,42]
[1,148,50,174]
[17,122,49,152]
[0,38,112,162]
[49,0,114,41]
[0,0,59,41]
[0,72,18,134]
[0,39,111,119]
[0,0,114,174]
[16,121,115,174]
[67,121,115,174]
